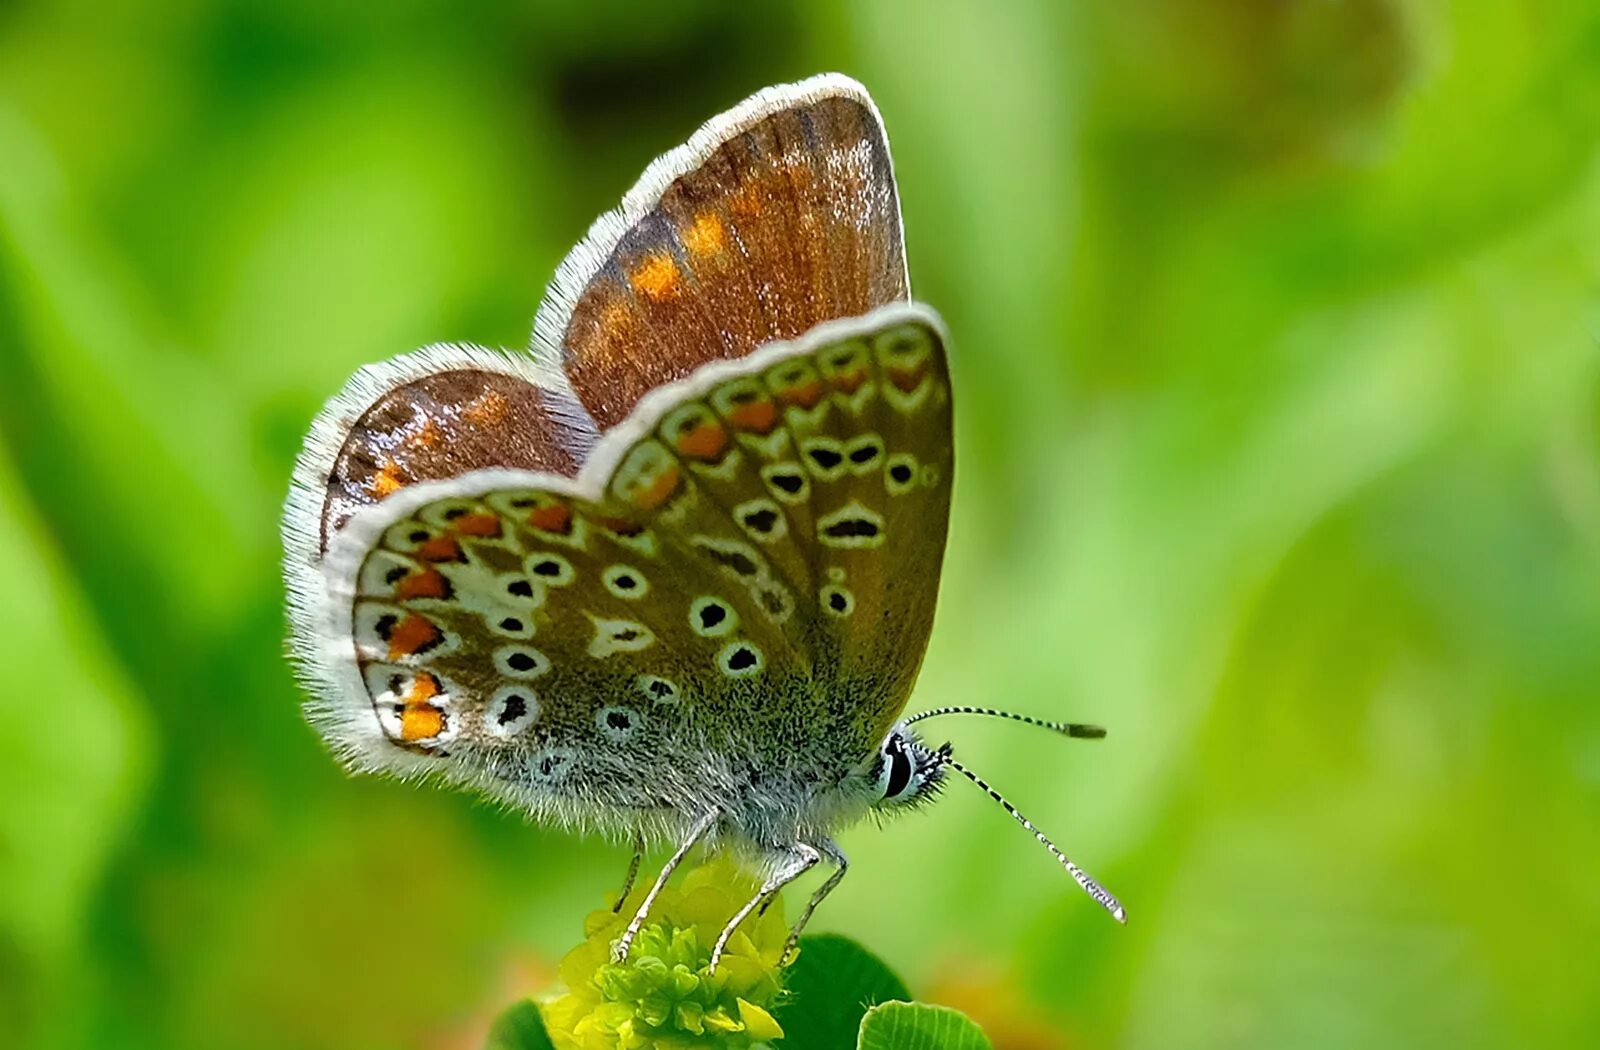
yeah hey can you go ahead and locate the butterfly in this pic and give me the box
[283,73,1124,970]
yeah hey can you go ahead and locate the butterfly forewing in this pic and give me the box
[337,308,950,789]
[544,80,908,430]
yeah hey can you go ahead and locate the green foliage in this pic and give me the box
[487,1001,557,1050]
[775,935,911,1047]
[2,3,1598,1049]
[857,1003,992,1050]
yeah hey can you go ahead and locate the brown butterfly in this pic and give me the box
[283,73,1122,970]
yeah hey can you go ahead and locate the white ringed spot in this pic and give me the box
[845,434,885,475]
[716,640,765,678]
[885,453,919,495]
[734,498,787,543]
[635,674,681,705]
[800,437,848,481]
[499,573,547,607]
[602,564,649,600]
[689,596,739,638]
[485,686,540,738]
[494,645,551,679]
[587,616,656,658]
[529,746,577,784]
[488,609,536,639]
[596,705,643,742]
[524,552,575,586]
[816,501,887,549]
[760,462,811,504]
[820,583,855,617]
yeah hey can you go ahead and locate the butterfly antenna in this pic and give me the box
[944,755,1127,923]
[907,706,1106,739]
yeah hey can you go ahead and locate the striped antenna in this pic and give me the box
[906,706,1106,739]
[945,756,1127,924]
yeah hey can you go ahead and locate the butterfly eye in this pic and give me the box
[876,734,916,802]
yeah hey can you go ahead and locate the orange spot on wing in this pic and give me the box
[371,460,406,497]
[727,401,777,433]
[388,614,442,660]
[729,185,763,219]
[400,701,444,741]
[464,391,508,426]
[675,422,728,461]
[526,504,572,534]
[777,380,824,408]
[630,464,680,511]
[396,568,448,600]
[683,211,726,256]
[418,535,463,562]
[832,368,869,395]
[405,418,444,450]
[888,363,929,393]
[404,672,440,704]
[630,253,681,302]
[452,512,502,538]
[596,515,644,537]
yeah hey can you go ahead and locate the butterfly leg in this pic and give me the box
[780,837,847,961]
[611,836,645,913]
[709,843,820,972]
[613,809,719,963]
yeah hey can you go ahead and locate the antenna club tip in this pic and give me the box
[1112,905,1128,924]
[1068,724,1108,739]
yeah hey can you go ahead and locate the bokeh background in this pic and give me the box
[3,2,1598,1047]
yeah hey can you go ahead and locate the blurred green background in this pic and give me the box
[3,2,1598,1047]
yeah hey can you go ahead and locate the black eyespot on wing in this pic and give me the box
[613,628,640,642]
[384,565,409,585]
[741,507,780,534]
[507,652,537,671]
[769,471,804,495]
[828,591,848,612]
[889,463,913,484]
[499,617,523,632]
[823,518,880,540]
[408,529,430,543]
[497,693,527,725]
[532,559,563,576]
[506,578,534,597]
[699,603,727,629]
[701,546,759,576]
[727,646,757,671]
[808,447,843,471]
[442,507,467,520]
[849,444,880,465]
[606,710,631,730]
[648,679,674,698]
[613,574,637,590]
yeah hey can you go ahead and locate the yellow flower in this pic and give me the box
[541,858,790,1050]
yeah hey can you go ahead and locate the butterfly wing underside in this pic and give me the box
[311,305,950,804]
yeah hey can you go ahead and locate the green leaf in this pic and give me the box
[857,1002,993,1050]
[776,934,910,1047]
[484,999,556,1050]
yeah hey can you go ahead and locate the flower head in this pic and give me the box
[541,858,789,1049]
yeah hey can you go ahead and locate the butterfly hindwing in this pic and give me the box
[285,342,598,560]
[311,305,949,799]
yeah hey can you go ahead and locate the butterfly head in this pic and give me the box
[867,723,951,810]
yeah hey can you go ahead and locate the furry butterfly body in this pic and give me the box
[285,74,1119,965]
